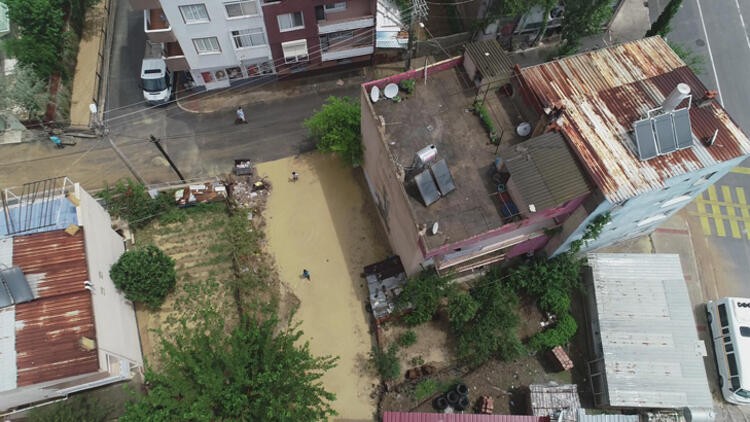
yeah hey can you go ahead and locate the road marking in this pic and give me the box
[731,166,750,175]
[695,0,724,106]
[735,0,750,51]
[722,185,742,238]
[737,187,750,238]
[707,185,726,236]
[695,195,713,235]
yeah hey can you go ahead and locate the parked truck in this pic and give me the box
[141,41,174,106]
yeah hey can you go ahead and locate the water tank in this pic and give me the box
[662,83,691,113]
[416,144,437,164]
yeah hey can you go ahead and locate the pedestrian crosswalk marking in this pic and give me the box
[692,185,750,239]
[707,186,726,237]
[722,185,742,238]
[731,166,750,175]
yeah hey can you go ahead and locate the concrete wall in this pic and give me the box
[75,185,143,370]
[361,87,424,275]
[554,157,746,256]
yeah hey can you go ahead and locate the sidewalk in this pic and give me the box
[69,0,107,128]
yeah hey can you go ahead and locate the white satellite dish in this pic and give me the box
[370,86,380,103]
[384,83,399,99]
[430,222,439,235]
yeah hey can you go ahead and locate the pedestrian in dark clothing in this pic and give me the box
[302,269,311,281]
[291,171,299,182]
[235,106,247,124]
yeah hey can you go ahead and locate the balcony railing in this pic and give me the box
[144,8,176,42]
[321,45,373,62]
[318,15,374,34]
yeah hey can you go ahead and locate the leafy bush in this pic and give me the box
[304,96,362,166]
[447,291,480,331]
[397,330,418,348]
[538,287,571,316]
[370,344,401,381]
[413,379,438,401]
[29,395,112,422]
[528,313,578,351]
[399,79,416,95]
[396,271,453,326]
[98,179,173,228]
[110,245,177,309]
[473,101,497,140]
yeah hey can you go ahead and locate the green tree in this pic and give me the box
[396,270,453,326]
[558,0,613,56]
[530,0,558,46]
[110,245,176,309]
[528,313,578,350]
[3,0,65,78]
[646,0,683,37]
[0,65,49,119]
[447,291,479,331]
[98,179,173,228]
[304,96,362,166]
[369,344,401,381]
[122,309,338,421]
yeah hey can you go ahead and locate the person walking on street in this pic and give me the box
[235,106,247,124]
[302,269,311,281]
[291,171,299,182]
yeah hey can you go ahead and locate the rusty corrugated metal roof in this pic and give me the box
[383,413,550,422]
[518,37,750,203]
[12,229,98,387]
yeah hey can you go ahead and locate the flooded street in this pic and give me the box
[259,153,390,420]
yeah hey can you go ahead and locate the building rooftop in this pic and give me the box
[364,59,527,250]
[586,253,713,413]
[519,36,750,203]
[383,412,549,422]
[0,229,97,391]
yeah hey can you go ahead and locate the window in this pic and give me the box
[281,39,308,63]
[179,4,209,23]
[719,304,729,327]
[324,2,347,12]
[231,28,266,48]
[193,37,221,54]
[224,0,259,17]
[741,326,750,337]
[321,30,353,49]
[278,12,304,31]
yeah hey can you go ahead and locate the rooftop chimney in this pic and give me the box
[662,83,691,113]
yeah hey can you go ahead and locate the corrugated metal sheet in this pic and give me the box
[465,39,514,83]
[503,132,591,210]
[12,230,89,299]
[383,413,549,422]
[577,409,638,422]
[12,229,98,387]
[519,37,750,203]
[0,237,12,267]
[586,253,714,411]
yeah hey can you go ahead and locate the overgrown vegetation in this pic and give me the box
[370,344,401,381]
[110,245,176,309]
[413,379,438,401]
[669,41,705,75]
[557,0,613,56]
[399,79,416,95]
[397,329,418,347]
[29,395,112,422]
[0,65,50,120]
[646,0,683,38]
[304,96,362,166]
[396,270,453,326]
[98,179,174,228]
[473,100,498,143]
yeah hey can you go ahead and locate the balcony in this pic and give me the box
[317,1,374,34]
[320,30,373,62]
[128,0,160,11]
[144,8,176,43]
[164,42,188,71]
[318,15,375,34]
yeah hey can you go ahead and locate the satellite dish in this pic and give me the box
[370,86,380,103]
[516,122,531,137]
[384,83,399,99]
[430,222,439,235]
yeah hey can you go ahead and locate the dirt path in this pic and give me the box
[259,153,390,420]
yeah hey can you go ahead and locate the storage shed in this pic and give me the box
[584,253,714,421]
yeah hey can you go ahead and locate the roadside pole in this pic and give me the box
[404,0,429,71]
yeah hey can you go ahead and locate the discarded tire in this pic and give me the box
[455,395,470,411]
[433,395,448,411]
[446,391,460,405]
[455,383,469,396]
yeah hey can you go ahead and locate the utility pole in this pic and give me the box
[150,135,186,182]
[90,103,146,185]
[404,0,429,71]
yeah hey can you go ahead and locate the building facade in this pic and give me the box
[129,0,375,90]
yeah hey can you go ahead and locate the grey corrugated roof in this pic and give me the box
[577,409,638,422]
[586,253,714,415]
[503,132,591,211]
[464,39,513,84]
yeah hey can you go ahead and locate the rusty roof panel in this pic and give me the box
[383,413,550,422]
[519,37,750,203]
[12,230,89,299]
[14,292,98,386]
[11,229,98,387]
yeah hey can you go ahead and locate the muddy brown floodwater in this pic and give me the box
[260,152,391,420]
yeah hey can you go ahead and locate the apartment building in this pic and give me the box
[130,0,376,91]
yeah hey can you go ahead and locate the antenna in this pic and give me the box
[704,129,718,147]
[430,222,439,235]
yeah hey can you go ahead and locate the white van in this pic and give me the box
[141,58,173,106]
[706,297,750,404]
